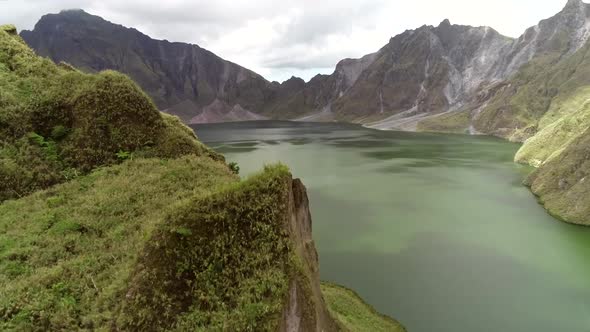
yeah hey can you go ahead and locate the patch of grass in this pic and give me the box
[321,282,406,332]
[0,156,237,331]
[525,127,590,225]
[416,110,471,134]
[515,86,590,166]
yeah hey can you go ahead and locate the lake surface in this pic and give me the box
[193,121,590,332]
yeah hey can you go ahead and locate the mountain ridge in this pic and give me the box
[20,2,590,131]
[18,2,590,226]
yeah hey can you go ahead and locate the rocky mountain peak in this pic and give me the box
[438,19,452,28]
[564,0,585,10]
[556,0,589,21]
[59,8,88,15]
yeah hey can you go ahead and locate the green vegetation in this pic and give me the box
[0,26,218,201]
[321,282,406,332]
[0,159,316,331]
[0,23,404,331]
[118,164,295,331]
[515,86,590,166]
[0,156,236,330]
[416,110,471,134]
[228,161,240,174]
[475,39,590,143]
[525,127,590,225]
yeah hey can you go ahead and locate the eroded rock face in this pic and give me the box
[336,21,514,128]
[20,2,590,128]
[279,178,338,332]
[468,0,590,140]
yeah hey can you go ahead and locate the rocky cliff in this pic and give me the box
[20,10,302,124]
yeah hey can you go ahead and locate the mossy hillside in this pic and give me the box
[117,164,291,330]
[321,282,406,332]
[525,127,590,225]
[0,156,237,331]
[509,40,590,167]
[515,86,590,166]
[472,54,561,141]
[118,164,327,331]
[0,26,218,201]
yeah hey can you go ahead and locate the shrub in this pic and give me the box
[229,161,240,174]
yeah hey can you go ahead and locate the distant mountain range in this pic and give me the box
[19,1,590,138]
[14,0,590,224]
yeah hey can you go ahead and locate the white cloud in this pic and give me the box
[0,0,570,82]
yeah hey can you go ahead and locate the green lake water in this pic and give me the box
[193,121,590,332]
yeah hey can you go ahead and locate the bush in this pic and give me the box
[229,161,240,174]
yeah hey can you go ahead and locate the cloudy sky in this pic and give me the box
[0,0,569,82]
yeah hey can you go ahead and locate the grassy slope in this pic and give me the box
[407,32,590,225]
[472,26,579,141]
[525,128,590,225]
[0,156,236,330]
[486,40,590,225]
[515,85,590,166]
[0,24,400,330]
[0,24,218,201]
[416,109,471,134]
[321,282,406,332]
[118,164,297,331]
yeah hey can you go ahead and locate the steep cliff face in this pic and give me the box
[280,178,339,331]
[278,0,590,129]
[19,11,389,123]
[335,21,514,129]
[264,54,378,122]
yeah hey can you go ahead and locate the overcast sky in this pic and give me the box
[0,0,570,82]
